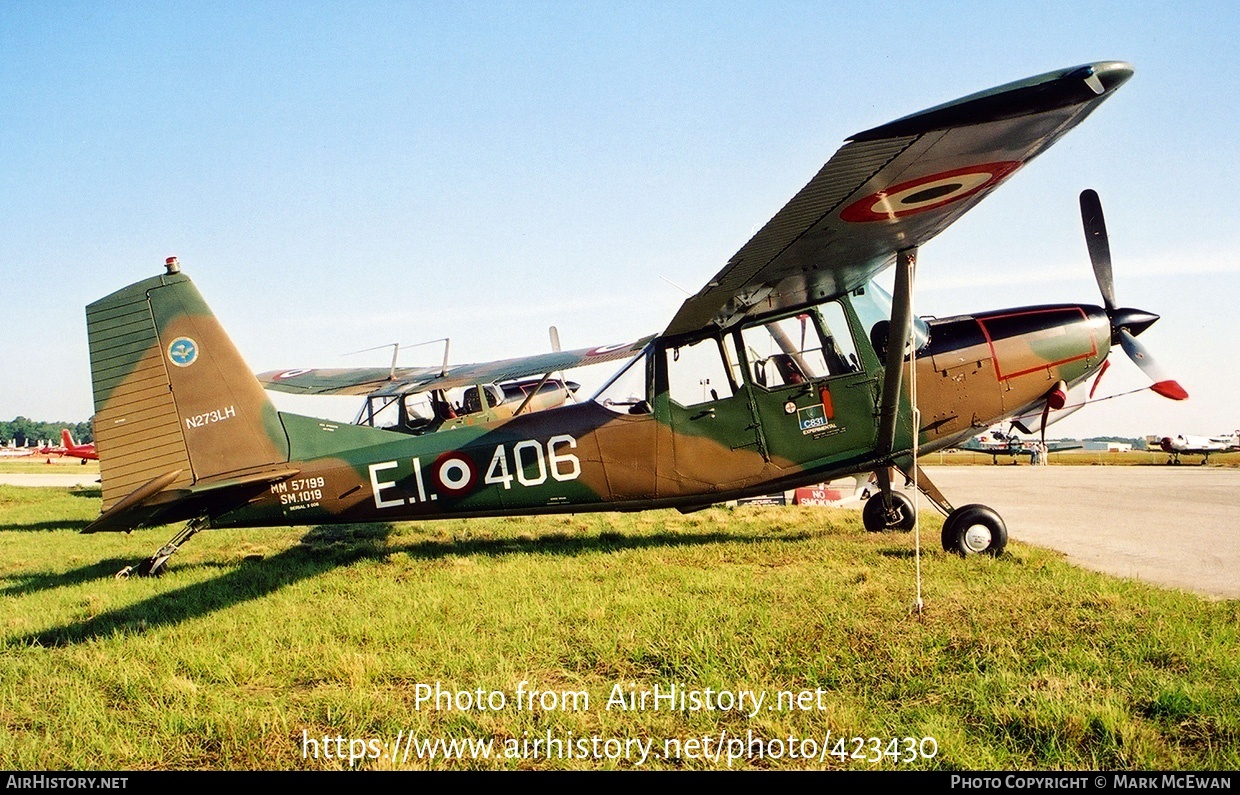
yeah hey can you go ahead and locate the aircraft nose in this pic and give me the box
[1107,307,1159,344]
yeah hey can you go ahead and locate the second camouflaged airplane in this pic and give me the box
[86,61,1186,577]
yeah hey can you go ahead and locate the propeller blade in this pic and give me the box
[1118,329,1189,400]
[1080,189,1116,312]
[1037,380,1068,445]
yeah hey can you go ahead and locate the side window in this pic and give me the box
[359,395,402,429]
[741,304,860,389]
[594,351,652,414]
[664,337,735,407]
[814,301,862,376]
[401,393,437,430]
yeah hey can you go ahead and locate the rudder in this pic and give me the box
[87,266,289,511]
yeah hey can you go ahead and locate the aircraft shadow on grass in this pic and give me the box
[13,524,810,647]
[0,519,93,532]
[2,557,141,597]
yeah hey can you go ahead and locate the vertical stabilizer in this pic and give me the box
[87,269,289,510]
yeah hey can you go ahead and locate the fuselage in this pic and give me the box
[1159,433,1239,455]
[210,295,1112,529]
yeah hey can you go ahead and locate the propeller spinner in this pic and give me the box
[1079,189,1187,400]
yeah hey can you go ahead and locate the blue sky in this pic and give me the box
[2,1,1236,438]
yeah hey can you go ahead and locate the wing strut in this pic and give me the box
[876,247,917,461]
[871,247,917,518]
[870,247,951,518]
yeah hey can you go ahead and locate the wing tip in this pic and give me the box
[849,60,1134,143]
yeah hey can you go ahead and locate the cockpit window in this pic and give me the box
[593,348,652,414]
[358,395,402,430]
[460,384,503,414]
[664,336,736,407]
[741,302,860,389]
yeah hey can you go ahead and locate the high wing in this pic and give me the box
[257,336,655,397]
[665,61,1133,336]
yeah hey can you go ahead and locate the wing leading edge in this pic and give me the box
[664,61,1133,336]
[257,336,654,397]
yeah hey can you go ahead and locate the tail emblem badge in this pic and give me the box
[168,337,199,367]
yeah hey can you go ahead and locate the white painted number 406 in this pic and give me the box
[485,434,580,488]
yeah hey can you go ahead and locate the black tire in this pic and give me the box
[862,491,916,533]
[941,504,1007,556]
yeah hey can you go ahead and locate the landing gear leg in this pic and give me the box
[115,517,208,579]
[862,489,916,532]
[862,467,917,532]
[894,463,1009,557]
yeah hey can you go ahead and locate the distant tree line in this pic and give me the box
[0,417,92,446]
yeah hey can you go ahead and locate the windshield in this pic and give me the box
[850,280,930,353]
[591,347,651,414]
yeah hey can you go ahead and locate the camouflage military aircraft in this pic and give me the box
[84,61,1187,577]
[957,427,1082,465]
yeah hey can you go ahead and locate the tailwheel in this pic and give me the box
[941,504,1007,556]
[114,517,208,579]
[862,491,916,533]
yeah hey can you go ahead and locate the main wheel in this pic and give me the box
[862,491,916,533]
[941,504,1007,556]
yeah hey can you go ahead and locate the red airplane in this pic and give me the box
[40,430,98,463]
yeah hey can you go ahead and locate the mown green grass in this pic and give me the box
[0,485,102,531]
[0,459,100,474]
[0,485,1236,770]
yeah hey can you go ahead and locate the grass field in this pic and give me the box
[1,485,1237,770]
[0,459,100,474]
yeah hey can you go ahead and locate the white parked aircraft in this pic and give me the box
[1146,431,1240,465]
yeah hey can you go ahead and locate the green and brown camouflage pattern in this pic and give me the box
[82,61,1130,535]
[87,272,290,518]
[84,269,1109,534]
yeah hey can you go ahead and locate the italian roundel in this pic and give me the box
[432,451,477,496]
[840,162,1021,222]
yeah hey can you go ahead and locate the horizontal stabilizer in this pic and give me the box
[83,462,300,534]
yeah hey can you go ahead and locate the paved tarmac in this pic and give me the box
[920,465,1239,600]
